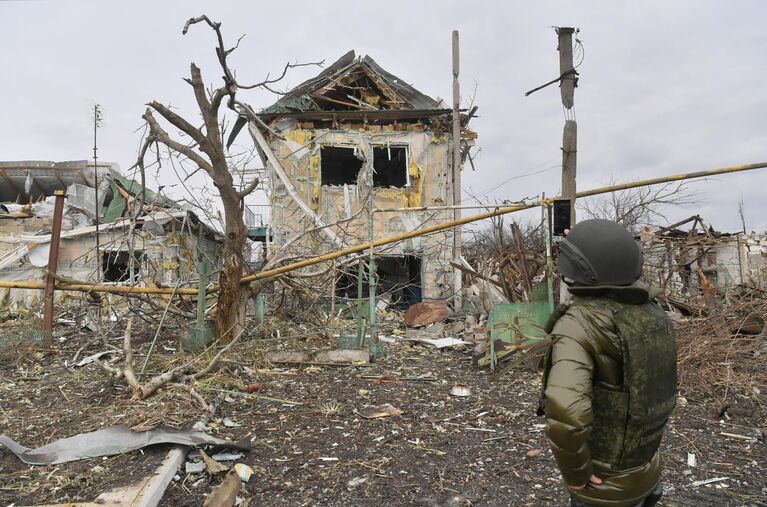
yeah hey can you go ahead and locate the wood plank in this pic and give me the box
[30,446,187,507]
[135,446,187,507]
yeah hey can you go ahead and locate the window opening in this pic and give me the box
[375,255,422,307]
[103,251,143,283]
[321,146,363,186]
[372,146,408,188]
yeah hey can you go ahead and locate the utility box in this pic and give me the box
[552,199,572,236]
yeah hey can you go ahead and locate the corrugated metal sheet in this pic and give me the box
[0,161,116,203]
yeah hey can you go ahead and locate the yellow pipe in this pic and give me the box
[243,160,767,284]
[0,279,201,296]
[2,160,765,295]
[575,161,767,198]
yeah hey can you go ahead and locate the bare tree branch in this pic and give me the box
[578,181,700,232]
[236,177,260,198]
[147,100,210,152]
[142,108,214,174]
[238,60,325,90]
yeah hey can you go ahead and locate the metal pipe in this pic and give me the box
[356,259,364,344]
[42,190,66,332]
[575,162,767,198]
[196,261,208,325]
[93,105,101,280]
[368,209,377,344]
[3,160,766,297]
[451,29,463,310]
[374,203,525,213]
[542,195,555,313]
[240,160,767,283]
[140,277,183,375]
[0,280,201,295]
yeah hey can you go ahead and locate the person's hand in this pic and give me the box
[569,475,603,490]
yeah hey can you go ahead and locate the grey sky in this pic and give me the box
[2,1,766,231]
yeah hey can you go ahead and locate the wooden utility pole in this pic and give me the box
[451,30,463,310]
[557,27,577,228]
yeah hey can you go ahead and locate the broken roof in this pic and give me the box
[260,50,443,115]
[0,160,116,203]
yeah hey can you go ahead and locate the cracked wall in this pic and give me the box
[266,120,455,300]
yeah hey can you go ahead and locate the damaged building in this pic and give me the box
[253,51,477,304]
[0,160,223,314]
[640,216,767,307]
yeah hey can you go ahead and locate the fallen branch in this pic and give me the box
[203,387,303,406]
[97,321,247,406]
[121,319,141,396]
[171,382,216,415]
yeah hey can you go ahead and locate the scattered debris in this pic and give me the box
[0,424,243,465]
[314,349,370,364]
[211,452,244,462]
[72,350,117,368]
[404,301,449,327]
[449,384,473,397]
[357,403,403,419]
[185,460,206,474]
[405,322,445,340]
[347,476,368,489]
[719,431,758,442]
[85,446,188,507]
[266,349,370,365]
[405,336,471,349]
[691,477,730,487]
[234,463,254,482]
[223,417,241,428]
[202,468,241,507]
[265,351,311,364]
[359,373,436,382]
[201,449,229,474]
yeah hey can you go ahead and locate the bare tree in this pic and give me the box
[135,15,320,342]
[738,194,747,234]
[578,181,698,233]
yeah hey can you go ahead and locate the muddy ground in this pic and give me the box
[0,318,765,507]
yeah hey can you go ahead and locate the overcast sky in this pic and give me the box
[2,0,766,232]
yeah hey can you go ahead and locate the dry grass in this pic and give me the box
[675,296,767,422]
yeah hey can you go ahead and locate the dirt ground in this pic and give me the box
[0,317,765,507]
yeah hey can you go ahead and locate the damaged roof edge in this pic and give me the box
[0,160,118,203]
[260,50,441,115]
[256,108,457,122]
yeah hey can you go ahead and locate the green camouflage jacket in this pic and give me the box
[541,285,677,507]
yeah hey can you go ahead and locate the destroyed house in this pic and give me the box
[640,217,767,304]
[255,51,476,304]
[0,161,224,313]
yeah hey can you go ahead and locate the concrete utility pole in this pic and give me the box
[556,27,577,304]
[557,27,577,228]
[451,29,463,310]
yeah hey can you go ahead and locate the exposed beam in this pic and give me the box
[0,169,23,197]
[257,108,457,122]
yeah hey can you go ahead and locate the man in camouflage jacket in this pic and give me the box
[540,220,677,507]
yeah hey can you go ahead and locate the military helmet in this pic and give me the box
[558,219,643,286]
